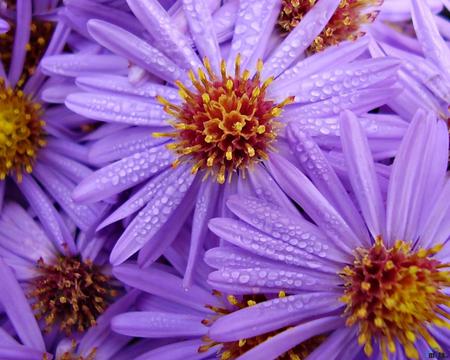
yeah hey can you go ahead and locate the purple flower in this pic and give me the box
[0,1,106,251]
[54,0,404,284]
[206,110,449,359]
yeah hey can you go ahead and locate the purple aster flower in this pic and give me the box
[205,109,449,360]
[111,258,331,359]
[0,201,125,344]
[0,1,107,250]
[54,0,403,284]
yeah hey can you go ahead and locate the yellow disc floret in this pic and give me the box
[340,236,450,360]
[278,0,382,53]
[156,56,294,184]
[0,79,46,181]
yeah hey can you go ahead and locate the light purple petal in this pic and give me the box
[87,19,186,84]
[73,146,173,203]
[238,316,344,360]
[340,110,386,240]
[307,326,359,360]
[209,292,342,342]
[263,0,341,78]
[112,311,206,338]
[134,339,214,360]
[0,258,45,351]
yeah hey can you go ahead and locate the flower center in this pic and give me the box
[29,256,117,335]
[0,9,55,87]
[0,79,46,180]
[277,0,382,53]
[156,57,293,184]
[340,237,450,360]
[200,291,326,359]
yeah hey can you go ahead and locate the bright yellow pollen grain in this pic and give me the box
[341,237,450,360]
[0,80,46,181]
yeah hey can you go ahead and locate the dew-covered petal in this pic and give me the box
[284,86,401,118]
[113,263,219,311]
[8,0,31,86]
[39,150,92,185]
[411,0,450,78]
[263,0,341,78]
[386,110,446,246]
[17,175,74,253]
[73,146,173,203]
[98,165,186,229]
[271,58,400,103]
[227,0,280,71]
[286,123,369,246]
[274,37,369,86]
[184,180,220,287]
[209,292,342,342]
[109,170,196,265]
[0,258,45,351]
[76,74,180,102]
[127,0,202,70]
[209,215,345,271]
[340,111,386,240]
[65,92,169,126]
[238,316,344,360]
[112,311,206,338]
[41,54,128,77]
[182,0,221,73]
[87,19,186,84]
[267,154,360,254]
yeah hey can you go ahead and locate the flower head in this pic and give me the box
[206,109,449,359]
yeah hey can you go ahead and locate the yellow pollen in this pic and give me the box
[341,237,449,359]
[0,79,46,180]
[277,0,382,53]
[157,56,293,184]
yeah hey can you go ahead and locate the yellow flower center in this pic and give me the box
[340,237,450,360]
[278,0,382,53]
[200,291,326,359]
[0,79,46,181]
[156,57,294,184]
[29,256,117,335]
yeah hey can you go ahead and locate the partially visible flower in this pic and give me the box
[205,110,449,360]
[111,261,329,360]
[0,202,121,338]
[52,0,402,284]
[0,1,105,251]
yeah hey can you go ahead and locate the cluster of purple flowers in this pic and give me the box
[0,0,448,359]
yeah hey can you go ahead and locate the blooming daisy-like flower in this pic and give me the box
[205,109,449,360]
[59,0,402,282]
[111,259,332,360]
[0,1,106,250]
[0,202,121,342]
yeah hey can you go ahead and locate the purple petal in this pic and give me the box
[340,110,386,240]
[127,0,202,70]
[65,92,169,126]
[112,311,206,337]
[0,258,45,351]
[0,346,48,360]
[267,154,360,254]
[73,146,173,203]
[134,339,214,360]
[263,0,341,78]
[0,18,9,34]
[113,264,219,311]
[8,0,31,86]
[209,292,342,341]
[307,326,359,360]
[110,169,196,265]
[238,316,344,360]
[87,19,186,84]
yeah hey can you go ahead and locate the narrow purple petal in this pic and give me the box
[134,339,214,360]
[0,258,45,351]
[112,311,206,337]
[340,110,386,240]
